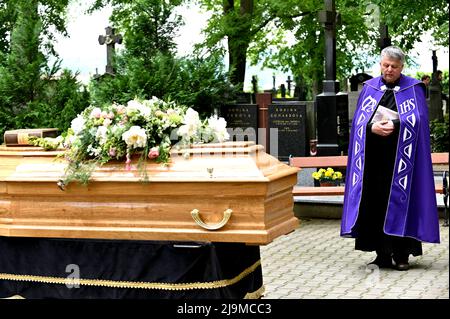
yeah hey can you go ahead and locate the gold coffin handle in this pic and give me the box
[190,209,232,230]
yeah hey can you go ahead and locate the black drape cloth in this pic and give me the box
[0,237,263,299]
[354,79,422,258]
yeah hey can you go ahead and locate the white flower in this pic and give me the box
[103,118,112,127]
[70,114,86,135]
[122,126,147,148]
[207,115,229,142]
[96,126,108,145]
[87,144,101,156]
[126,99,151,118]
[64,134,77,147]
[177,108,202,139]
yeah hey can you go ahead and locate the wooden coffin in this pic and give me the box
[0,142,299,244]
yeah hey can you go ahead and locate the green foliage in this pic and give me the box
[41,69,91,131]
[0,1,89,144]
[89,53,237,119]
[0,0,69,56]
[28,135,61,150]
[197,0,449,97]
[88,0,236,119]
[373,0,449,50]
[430,115,449,152]
[89,0,183,57]
[167,54,238,118]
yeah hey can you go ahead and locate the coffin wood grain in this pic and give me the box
[0,142,299,244]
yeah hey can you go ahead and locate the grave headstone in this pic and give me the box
[269,102,307,161]
[349,73,372,91]
[280,84,286,98]
[348,73,372,128]
[235,92,253,104]
[220,104,258,143]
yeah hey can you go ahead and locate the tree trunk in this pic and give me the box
[223,0,253,90]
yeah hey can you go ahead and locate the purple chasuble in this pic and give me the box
[341,75,440,243]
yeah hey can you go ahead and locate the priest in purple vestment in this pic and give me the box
[341,46,440,271]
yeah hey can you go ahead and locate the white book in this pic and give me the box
[371,105,399,123]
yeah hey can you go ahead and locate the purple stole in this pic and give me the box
[341,75,440,243]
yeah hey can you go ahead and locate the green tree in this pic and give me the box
[197,0,449,96]
[90,0,183,58]
[0,0,46,115]
[89,0,236,117]
[373,0,449,50]
[0,0,69,57]
[41,69,90,132]
[198,0,373,93]
[90,52,236,118]
[0,0,89,143]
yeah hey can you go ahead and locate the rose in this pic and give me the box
[148,147,159,159]
[207,115,229,142]
[177,108,202,141]
[126,99,151,118]
[70,114,86,135]
[122,126,147,148]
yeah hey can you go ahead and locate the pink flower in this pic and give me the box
[108,148,116,157]
[148,147,159,159]
[91,108,102,119]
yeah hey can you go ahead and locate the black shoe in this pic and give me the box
[393,254,410,271]
[368,255,393,268]
[394,262,410,271]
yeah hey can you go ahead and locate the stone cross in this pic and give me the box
[315,0,349,156]
[432,50,438,74]
[252,75,258,93]
[286,76,293,95]
[378,24,391,51]
[98,26,123,75]
[318,0,340,93]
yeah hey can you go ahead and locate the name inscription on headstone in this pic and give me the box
[269,103,307,161]
[220,104,258,142]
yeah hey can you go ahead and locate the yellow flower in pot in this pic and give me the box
[312,167,343,186]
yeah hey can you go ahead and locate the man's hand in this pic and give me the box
[371,120,395,136]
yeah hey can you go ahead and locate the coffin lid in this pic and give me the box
[0,141,298,183]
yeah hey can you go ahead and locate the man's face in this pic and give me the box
[423,77,430,86]
[380,56,403,84]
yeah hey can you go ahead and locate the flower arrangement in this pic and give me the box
[312,167,343,185]
[43,97,229,186]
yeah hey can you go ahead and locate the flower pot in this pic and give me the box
[319,181,338,187]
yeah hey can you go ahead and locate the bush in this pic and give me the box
[0,69,90,144]
[430,115,449,152]
[89,53,238,119]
